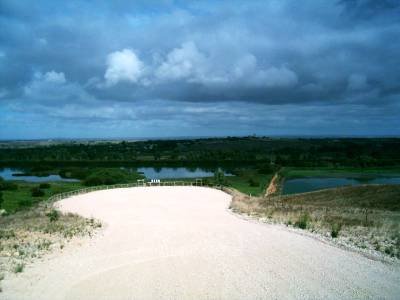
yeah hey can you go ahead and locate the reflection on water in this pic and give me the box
[137,167,229,179]
[283,177,400,195]
[0,168,79,183]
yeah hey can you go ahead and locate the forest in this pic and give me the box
[1,137,399,168]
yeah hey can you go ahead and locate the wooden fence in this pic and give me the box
[47,180,208,203]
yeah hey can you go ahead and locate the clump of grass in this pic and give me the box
[331,223,342,238]
[294,213,310,229]
[31,187,45,197]
[13,262,24,273]
[46,209,60,222]
[0,229,16,239]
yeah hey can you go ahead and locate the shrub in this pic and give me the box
[213,169,226,186]
[248,178,260,187]
[31,187,45,197]
[0,181,18,191]
[18,198,33,208]
[39,183,51,189]
[0,191,3,208]
[13,263,24,273]
[257,163,274,175]
[331,223,342,238]
[0,229,15,239]
[46,209,60,222]
[83,168,139,186]
[294,213,310,229]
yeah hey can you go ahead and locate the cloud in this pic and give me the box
[347,73,368,91]
[23,70,93,105]
[1,0,400,137]
[41,71,66,84]
[155,42,206,82]
[104,49,144,86]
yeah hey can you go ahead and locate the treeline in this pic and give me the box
[1,137,399,168]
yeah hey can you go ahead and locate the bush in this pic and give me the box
[248,178,260,187]
[294,213,310,229]
[46,209,60,222]
[18,198,33,208]
[257,163,274,175]
[331,223,342,238]
[31,187,45,197]
[39,183,51,189]
[13,263,24,273]
[213,169,226,186]
[0,191,3,208]
[0,181,18,191]
[83,168,140,186]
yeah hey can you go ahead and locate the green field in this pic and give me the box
[281,167,400,179]
[1,181,83,213]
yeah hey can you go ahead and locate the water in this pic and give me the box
[282,177,400,195]
[137,167,226,179]
[0,168,79,182]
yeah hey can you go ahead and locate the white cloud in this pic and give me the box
[104,49,144,86]
[155,42,206,82]
[24,70,92,104]
[42,71,66,84]
[233,55,298,87]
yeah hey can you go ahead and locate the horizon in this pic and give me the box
[1,1,400,139]
[1,134,400,143]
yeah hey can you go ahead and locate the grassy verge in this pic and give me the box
[281,167,400,179]
[229,184,400,260]
[1,181,83,214]
[0,201,102,291]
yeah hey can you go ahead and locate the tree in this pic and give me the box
[214,169,226,186]
[0,191,3,208]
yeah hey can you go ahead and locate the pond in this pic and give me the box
[137,167,229,179]
[0,168,79,183]
[282,177,400,195]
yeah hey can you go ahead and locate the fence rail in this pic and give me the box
[47,181,207,203]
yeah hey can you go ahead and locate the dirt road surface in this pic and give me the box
[3,187,399,299]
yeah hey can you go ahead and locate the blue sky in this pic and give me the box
[0,0,399,139]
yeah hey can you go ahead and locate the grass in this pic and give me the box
[12,263,24,273]
[229,184,400,259]
[1,181,83,214]
[0,202,102,276]
[281,167,400,179]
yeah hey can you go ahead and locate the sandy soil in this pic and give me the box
[2,186,400,299]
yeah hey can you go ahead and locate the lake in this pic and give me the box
[282,177,400,195]
[0,168,79,183]
[137,167,228,179]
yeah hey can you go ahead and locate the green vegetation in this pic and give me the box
[1,137,399,167]
[281,167,400,179]
[12,263,24,274]
[1,181,82,214]
[225,172,273,196]
[294,213,310,229]
[331,223,342,238]
[31,187,45,197]
[46,209,60,222]
[83,168,143,186]
[39,183,51,189]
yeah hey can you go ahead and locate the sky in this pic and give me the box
[0,0,400,139]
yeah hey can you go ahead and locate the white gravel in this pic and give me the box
[2,186,400,299]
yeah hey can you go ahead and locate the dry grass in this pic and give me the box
[228,185,400,260]
[0,201,101,289]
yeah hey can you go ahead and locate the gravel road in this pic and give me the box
[3,186,400,299]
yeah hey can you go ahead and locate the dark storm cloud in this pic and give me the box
[0,0,399,138]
